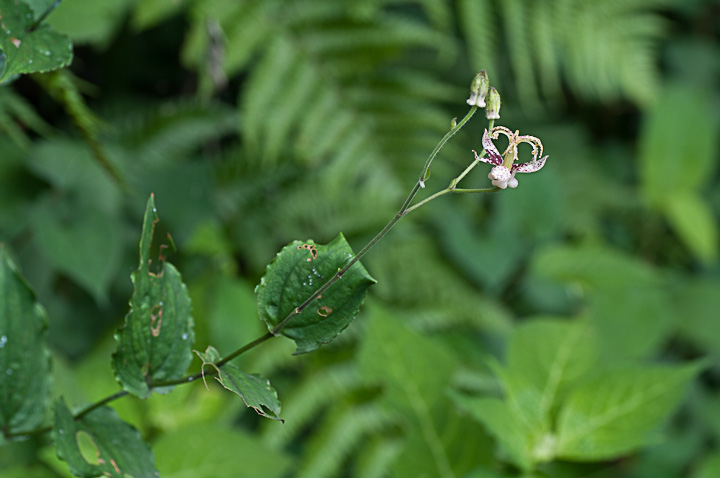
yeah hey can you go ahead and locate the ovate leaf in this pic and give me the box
[0,246,51,434]
[555,362,702,461]
[256,233,376,354]
[216,363,283,422]
[0,0,73,84]
[52,398,157,478]
[112,195,194,398]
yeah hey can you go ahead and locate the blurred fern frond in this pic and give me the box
[461,0,674,108]
[0,87,53,148]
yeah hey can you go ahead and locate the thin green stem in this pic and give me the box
[8,105,486,440]
[419,107,478,184]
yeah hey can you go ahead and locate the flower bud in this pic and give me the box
[466,70,489,107]
[486,87,501,119]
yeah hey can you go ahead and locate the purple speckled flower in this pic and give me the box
[473,126,548,189]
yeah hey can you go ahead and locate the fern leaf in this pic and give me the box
[296,401,397,478]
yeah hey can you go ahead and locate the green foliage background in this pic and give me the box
[1,0,719,477]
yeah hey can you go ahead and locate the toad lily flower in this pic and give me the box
[473,126,548,189]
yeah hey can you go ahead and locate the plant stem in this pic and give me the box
[10,106,491,438]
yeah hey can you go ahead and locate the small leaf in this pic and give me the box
[0,246,51,435]
[0,0,73,84]
[215,363,283,422]
[256,233,376,354]
[555,362,702,461]
[112,195,194,398]
[52,398,158,478]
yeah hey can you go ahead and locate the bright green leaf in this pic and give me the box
[52,398,157,478]
[0,0,73,84]
[216,363,283,422]
[112,195,194,398]
[663,191,718,264]
[0,246,51,435]
[639,82,718,201]
[555,362,702,461]
[453,395,534,471]
[256,233,376,354]
[505,319,598,430]
[588,286,674,360]
[358,305,462,478]
[531,244,662,290]
[154,423,292,478]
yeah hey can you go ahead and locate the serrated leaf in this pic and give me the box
[0,246,51,435]
[216,363,283,422]
[256,233,376,354]
[0,0,73,84]
[112,195,194,398]
[555,362,702,461]
[52,398,157,478]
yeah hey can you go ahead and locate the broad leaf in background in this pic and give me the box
[53,398,157,478]
[639,82,719,264]
[112,195,194,398]
[358,305,484,478]
[256,233,376,354]
[0,246,51,435]
[153,423,292,478]
[504,319,598,430]
[0,0,73,84]
[555,362,702,460]
[195,346,282,421]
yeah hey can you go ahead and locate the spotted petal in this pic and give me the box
[512,155,547,174]
[480,129,503,165]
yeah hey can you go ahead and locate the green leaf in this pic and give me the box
[531,244,661,290]
[46,0,128,47]
[32,197,123,303]
[112,195,194,398]
[216,363,283,422]
[0,0,73,84]
[0,246,51,435]
[639,82,718,201]
[153,423,292,478]
[358,305,464,478]
[505,319,598,429]
[52,398,157,478]
[453,395,534,471]
[663,191,718,264]
[256,233,376,354]
[131,0,187,31]
[694,454,720,478]
[555,362,702,461]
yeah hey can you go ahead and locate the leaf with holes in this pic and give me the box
[0,0,73,84]
[216,363,283,422]
[256,233,376,354]
[52,398,157,478]
[0,246,51,435]
[112,195,194,399]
